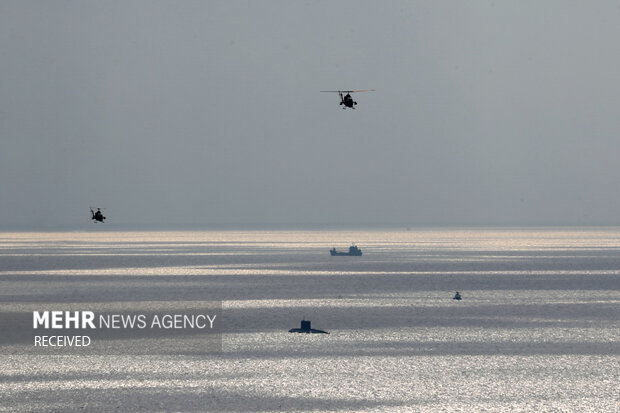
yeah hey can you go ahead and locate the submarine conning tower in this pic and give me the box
[288,319,329,334]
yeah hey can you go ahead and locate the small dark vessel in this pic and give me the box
[288,320,329,334]
[330,245,362,256]
[453,291,462,300]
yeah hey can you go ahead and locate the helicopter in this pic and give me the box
[321,89,375,109]
[90,207,106,223]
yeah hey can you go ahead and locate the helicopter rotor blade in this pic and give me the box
[320,89,375,93]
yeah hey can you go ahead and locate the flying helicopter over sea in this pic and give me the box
[321,89,375,109]
[90,207,106,223]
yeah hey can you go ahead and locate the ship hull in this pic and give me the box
[330,251,362,256]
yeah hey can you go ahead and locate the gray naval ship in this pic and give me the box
[330,245,362,256]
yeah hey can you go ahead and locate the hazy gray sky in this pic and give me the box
[1,1,620,228]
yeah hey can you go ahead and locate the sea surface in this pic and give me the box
[0,228,618,412]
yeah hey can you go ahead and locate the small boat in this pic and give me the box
[330,245,362,256]
[453,291,462,300]
[288,320,329,334]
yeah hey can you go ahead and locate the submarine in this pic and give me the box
[288,320,329,334]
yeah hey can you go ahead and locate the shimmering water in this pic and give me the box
[1,229,619,412]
